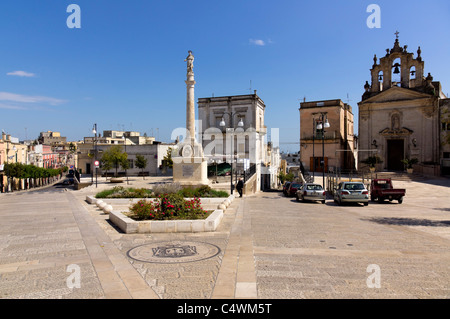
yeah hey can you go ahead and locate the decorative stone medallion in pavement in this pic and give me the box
[127,241,221,264]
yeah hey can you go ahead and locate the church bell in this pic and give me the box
[393,63,400,74]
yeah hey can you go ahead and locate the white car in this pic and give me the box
[334,182,369,206]
[296,183,326,204]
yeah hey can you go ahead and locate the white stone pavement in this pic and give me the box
[0,175,449,299]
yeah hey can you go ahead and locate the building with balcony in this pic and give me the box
[300,99,356,173]
[1,132,29,192]
[198,91,269,192]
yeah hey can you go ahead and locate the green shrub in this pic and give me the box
[129,199,157,220]
[95,186,152,198]
[159,193,185,218]
[182,197,209,219]
[177,185,228,198]
[95,187,119,198]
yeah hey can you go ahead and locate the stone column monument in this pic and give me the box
[185,50,196,145]
[172,51,209,186]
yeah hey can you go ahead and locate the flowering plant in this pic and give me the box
[129,194,209,220]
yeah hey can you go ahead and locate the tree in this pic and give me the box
[101,145,128,177]
[135,154,148,179]
[101,159,113,180]
[163,148,173,168]
[278,171,295,184]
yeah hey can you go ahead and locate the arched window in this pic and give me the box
[378,71,384,91]
[392,58,401,87]
[410,66,416,80]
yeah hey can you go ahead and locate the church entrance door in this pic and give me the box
[387,139,404,171]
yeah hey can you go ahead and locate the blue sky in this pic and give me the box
[1,0,449,152]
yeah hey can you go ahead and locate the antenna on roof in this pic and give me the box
[346,93,352,104]
[249,80,252,93]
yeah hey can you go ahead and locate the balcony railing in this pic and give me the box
[301,131,338,140]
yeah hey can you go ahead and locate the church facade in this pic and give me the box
[358,36,449,176]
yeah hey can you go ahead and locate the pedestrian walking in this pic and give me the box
[236,178,244,197]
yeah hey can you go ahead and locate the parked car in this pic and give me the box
[370,179,405,204]
[287,182,303,197]
[296,183,326,204]
[282,182,292,196]
[334,182,369,206]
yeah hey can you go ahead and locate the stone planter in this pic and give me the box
[406,168,413,174]
[110,178,124,183]
[85,194,234,233]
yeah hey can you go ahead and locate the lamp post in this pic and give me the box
[312,116,316,180]
[92,124,98,188]
[122,135,129,185]
[6,145,17,193]
[219,113,244,194]
[314,112,330,189]
[5,142,10,193]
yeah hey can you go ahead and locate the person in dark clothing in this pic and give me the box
[236,178,244,197]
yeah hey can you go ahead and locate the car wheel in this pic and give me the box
[398,198,403,204]
[296,196,300,202]
[322,200,326,204]
[364,202,369,206]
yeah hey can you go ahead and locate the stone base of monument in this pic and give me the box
[172,156,210,187]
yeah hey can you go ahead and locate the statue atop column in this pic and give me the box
[173,50,209,186]
[185,50,194,75]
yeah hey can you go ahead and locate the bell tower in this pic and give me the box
[363,31,426,100]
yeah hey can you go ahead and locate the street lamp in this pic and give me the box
[314,113,330,189]
[220,113,244,194]
[92,124,98,188]
[122,135,129,185]
[312,117,316,180]
[6,144,17,193]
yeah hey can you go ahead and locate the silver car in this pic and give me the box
[296,183,326,204]
[334,182,369,206]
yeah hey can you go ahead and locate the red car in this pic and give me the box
[286,182,303,197]
[282,182,291,196]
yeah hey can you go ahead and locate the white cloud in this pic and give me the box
[7,70,36,77]
[0,103,28,110]
[249,39,266,46]
[0,92,66,106]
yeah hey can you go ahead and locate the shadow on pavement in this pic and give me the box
[364,217,450,227]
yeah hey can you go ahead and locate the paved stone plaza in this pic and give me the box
[0,176,449,299]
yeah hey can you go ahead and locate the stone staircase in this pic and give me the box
[370,171,427,182]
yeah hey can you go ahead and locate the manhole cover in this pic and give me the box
[127,241,221,264]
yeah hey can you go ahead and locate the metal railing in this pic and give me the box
[327,167,373,194]
[243,164,256,184]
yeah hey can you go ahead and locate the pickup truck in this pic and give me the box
[370,179,406,204]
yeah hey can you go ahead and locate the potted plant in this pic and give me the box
[401,158,419,173]
[362,155,383,172]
